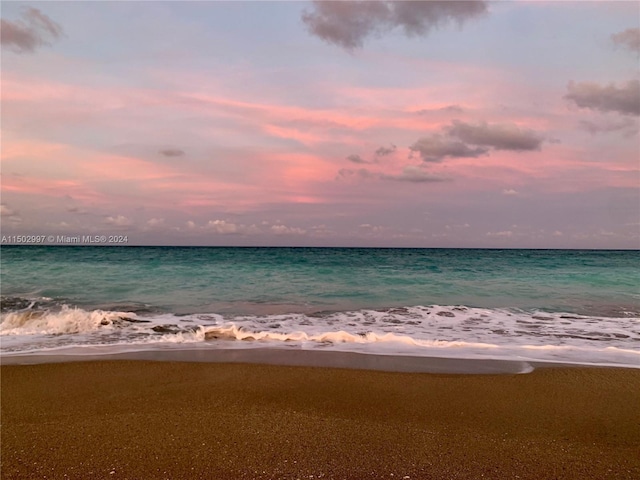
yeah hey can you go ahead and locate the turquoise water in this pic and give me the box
[1,247,638,316]
[1,246,638,367]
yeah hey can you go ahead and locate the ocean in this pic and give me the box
[1,246,638,369]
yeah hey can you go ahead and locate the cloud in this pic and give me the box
[409,134,488,162]
[346,154,370,164]
[565,80,640,116]
[380,165,448,183]
[391,1,488,36]
[1,7,64,53]
[159,148,185,157]
[1,204,22,224]
[141,218,168,233]
[104,215,133,227]
[338,165,446,183]
[206,220,238,235]
[502,189,519,196]
[67,206,88,214]
[409,120,545,163]
[347,146,396,165]
[271,224,306,235]
[0,204,18,217]
[374,144,397,157]
[440,104,464,114]
[301,1,390,50]
[337,167,378,180]
[611,28,640,53]
[183,220,263,235]
[416,105,464,115]
[486,230,513,237]
[301,0,487,50]
[146,218,165,227]
[358,224,384,233]
[446,223,470,229]
[578,117,638,137]
[446,120,544,151]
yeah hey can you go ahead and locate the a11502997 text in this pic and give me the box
[1,235,130,245]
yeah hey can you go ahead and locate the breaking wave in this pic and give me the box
[1,298,638,367]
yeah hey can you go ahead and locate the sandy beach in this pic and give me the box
[2,361,639,480]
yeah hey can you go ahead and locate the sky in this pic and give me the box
[1,1,639,248]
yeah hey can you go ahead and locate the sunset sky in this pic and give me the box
[1,1,639,248]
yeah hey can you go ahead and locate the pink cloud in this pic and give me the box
[2,176,105,202]
[3,59,637,229]
[1,137,68,160]
[80,153,179,181]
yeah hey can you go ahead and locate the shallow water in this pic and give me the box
[1,246,638,367]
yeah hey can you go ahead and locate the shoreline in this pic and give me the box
[2,360,640,479]
[3,346,634,374]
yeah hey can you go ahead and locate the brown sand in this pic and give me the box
[1,361,639,480]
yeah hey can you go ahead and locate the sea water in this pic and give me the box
[1,246,638,368]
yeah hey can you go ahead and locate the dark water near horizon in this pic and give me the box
[1,246,639,367]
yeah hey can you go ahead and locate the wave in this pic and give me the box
[1,299,638,367]
[200,323,500,349]
[0,296,193,337]
[0,306,148,335]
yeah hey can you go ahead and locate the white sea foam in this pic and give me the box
[0,306,137,335]
[1,304,638,367]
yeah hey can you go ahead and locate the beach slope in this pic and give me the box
[2,361,639,479]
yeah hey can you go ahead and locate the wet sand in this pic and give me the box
[2,361,639,479]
